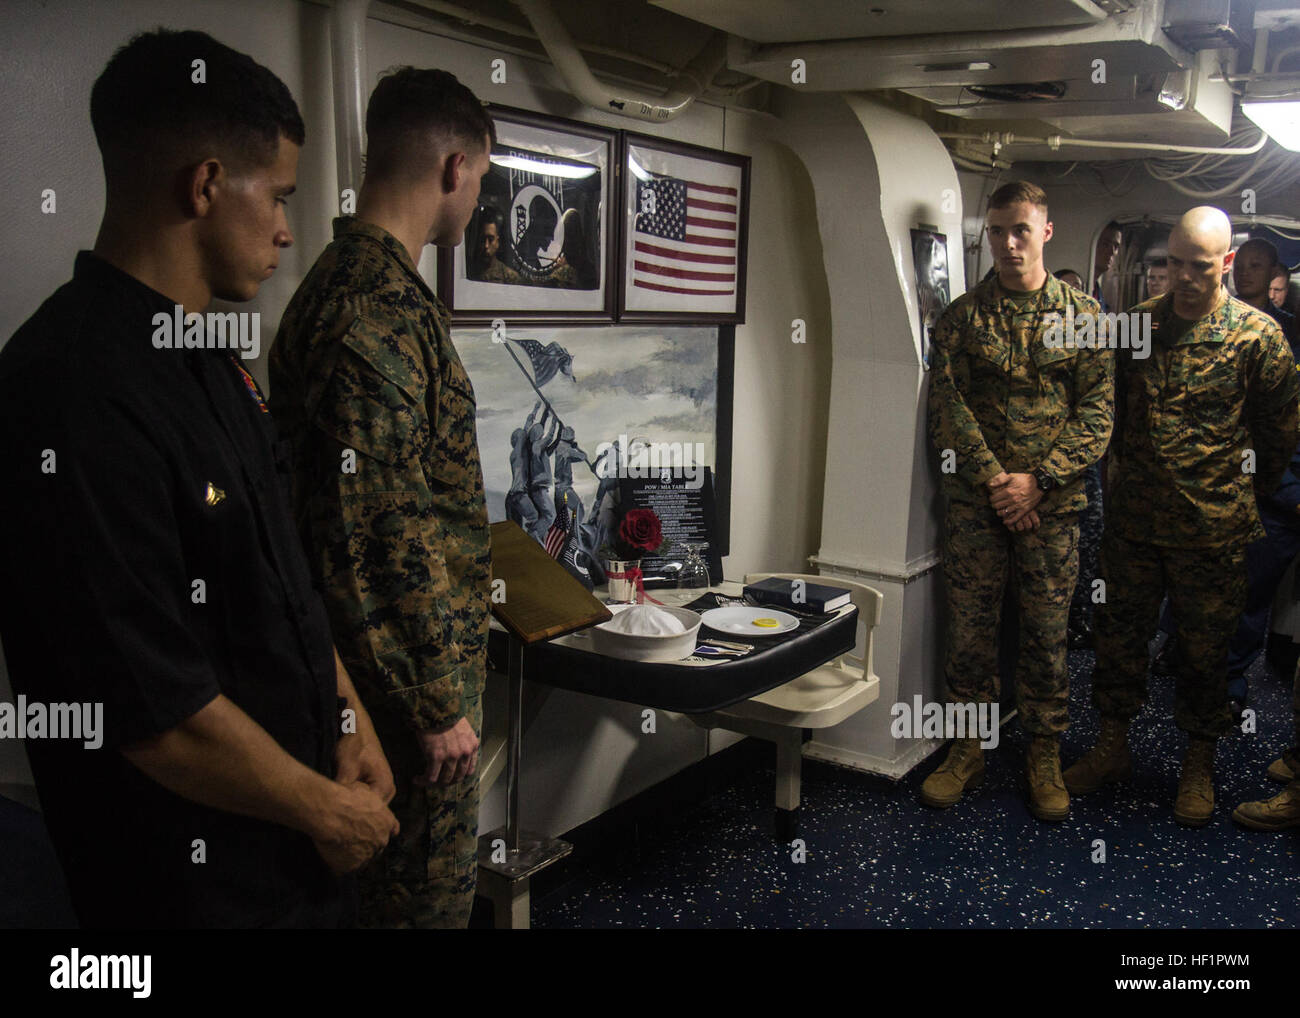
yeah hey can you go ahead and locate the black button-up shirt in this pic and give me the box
[0,253,346,927]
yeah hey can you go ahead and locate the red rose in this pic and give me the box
[618,509,663,555]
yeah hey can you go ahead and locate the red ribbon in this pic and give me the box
[605,565,664,605]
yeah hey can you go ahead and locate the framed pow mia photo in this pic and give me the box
[438,106,617,323]
[618,132,750,324]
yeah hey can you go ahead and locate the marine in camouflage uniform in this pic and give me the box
[929,272,1114,736]
[269,216,491,928]
[1091,291,1299,738]
[480,255,520,284]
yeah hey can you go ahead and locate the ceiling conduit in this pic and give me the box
[331,0,369,197]
[512,0,726,122]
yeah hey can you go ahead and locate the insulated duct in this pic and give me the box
[512,0,726,121]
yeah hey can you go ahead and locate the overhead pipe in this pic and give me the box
[512,0,726,122]
[937,129,1269,157]
[331,0,369,198]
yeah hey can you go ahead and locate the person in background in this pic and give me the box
[1092,220,1123,311]
[1234,239,1299,351]
[1146,257,1171,299]
[1054,268,1084,291]
[1270,264,1292,314]
[1067,223,1123,652]
[0,28,398,929]
[1067,207,1300,827]
[270,67,494,928]
[1214,240,1300,716]
[926,181,1113,822]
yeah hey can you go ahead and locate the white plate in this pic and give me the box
[699,606,799,636]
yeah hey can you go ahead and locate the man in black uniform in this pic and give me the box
[0,29,398,928]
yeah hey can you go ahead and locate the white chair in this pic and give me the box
[688,572,882,839]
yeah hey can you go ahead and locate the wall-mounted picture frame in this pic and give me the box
[911,228,950,370]
[438,107,618,324]
[454,323,733,585]
[618,133,750,324]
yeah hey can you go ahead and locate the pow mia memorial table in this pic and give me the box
[480,522,859,928]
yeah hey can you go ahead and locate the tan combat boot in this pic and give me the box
[1232,779,1300,831]
[1026,735,1069,821]
[1266,747,1299,784]
[919,737,984,808]
[1063,717,1132,794]
[1174,737,1216,827]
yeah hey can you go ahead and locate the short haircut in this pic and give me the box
[987,180,1048,215]
[1237,237,1280,268]
[1054,268,1081,279]
[365,67,495,181]
[90,29,304,185]
[1272,264,1291,281]
[1147,257,1168,269]
[1102,220,1122,233]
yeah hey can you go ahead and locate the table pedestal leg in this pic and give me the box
[475,636,571,928]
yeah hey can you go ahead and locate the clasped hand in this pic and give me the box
[987,471,1043,532]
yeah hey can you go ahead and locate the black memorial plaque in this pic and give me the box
[619,467,721,589]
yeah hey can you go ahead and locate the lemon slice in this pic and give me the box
[752,617,780,628]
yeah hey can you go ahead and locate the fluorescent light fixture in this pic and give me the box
[1241,98,1300,151]
[627,156,652,183]
[488,153,597,178]
[1158,71,1189,110]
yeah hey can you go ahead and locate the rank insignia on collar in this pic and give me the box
[204,482,227,507]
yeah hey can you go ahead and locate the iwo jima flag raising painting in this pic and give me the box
[621,134,749,323]
[453,325,721,591]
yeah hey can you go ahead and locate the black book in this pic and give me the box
[743,576,852,613]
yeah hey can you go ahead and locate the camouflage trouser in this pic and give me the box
[942,501,1079,735]
[358,690,482,929]
[1092,530,1246,738]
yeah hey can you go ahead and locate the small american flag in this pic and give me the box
[512,339,574,387]
[543,494,571,559]
[632,173,737,296]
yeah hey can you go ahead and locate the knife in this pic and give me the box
[697,637,754,651]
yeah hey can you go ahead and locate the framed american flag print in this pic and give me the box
[617,133,750,324]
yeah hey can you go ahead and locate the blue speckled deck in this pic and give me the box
[529,641,1300,929]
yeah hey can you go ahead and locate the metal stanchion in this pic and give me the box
[476,637,572,929]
